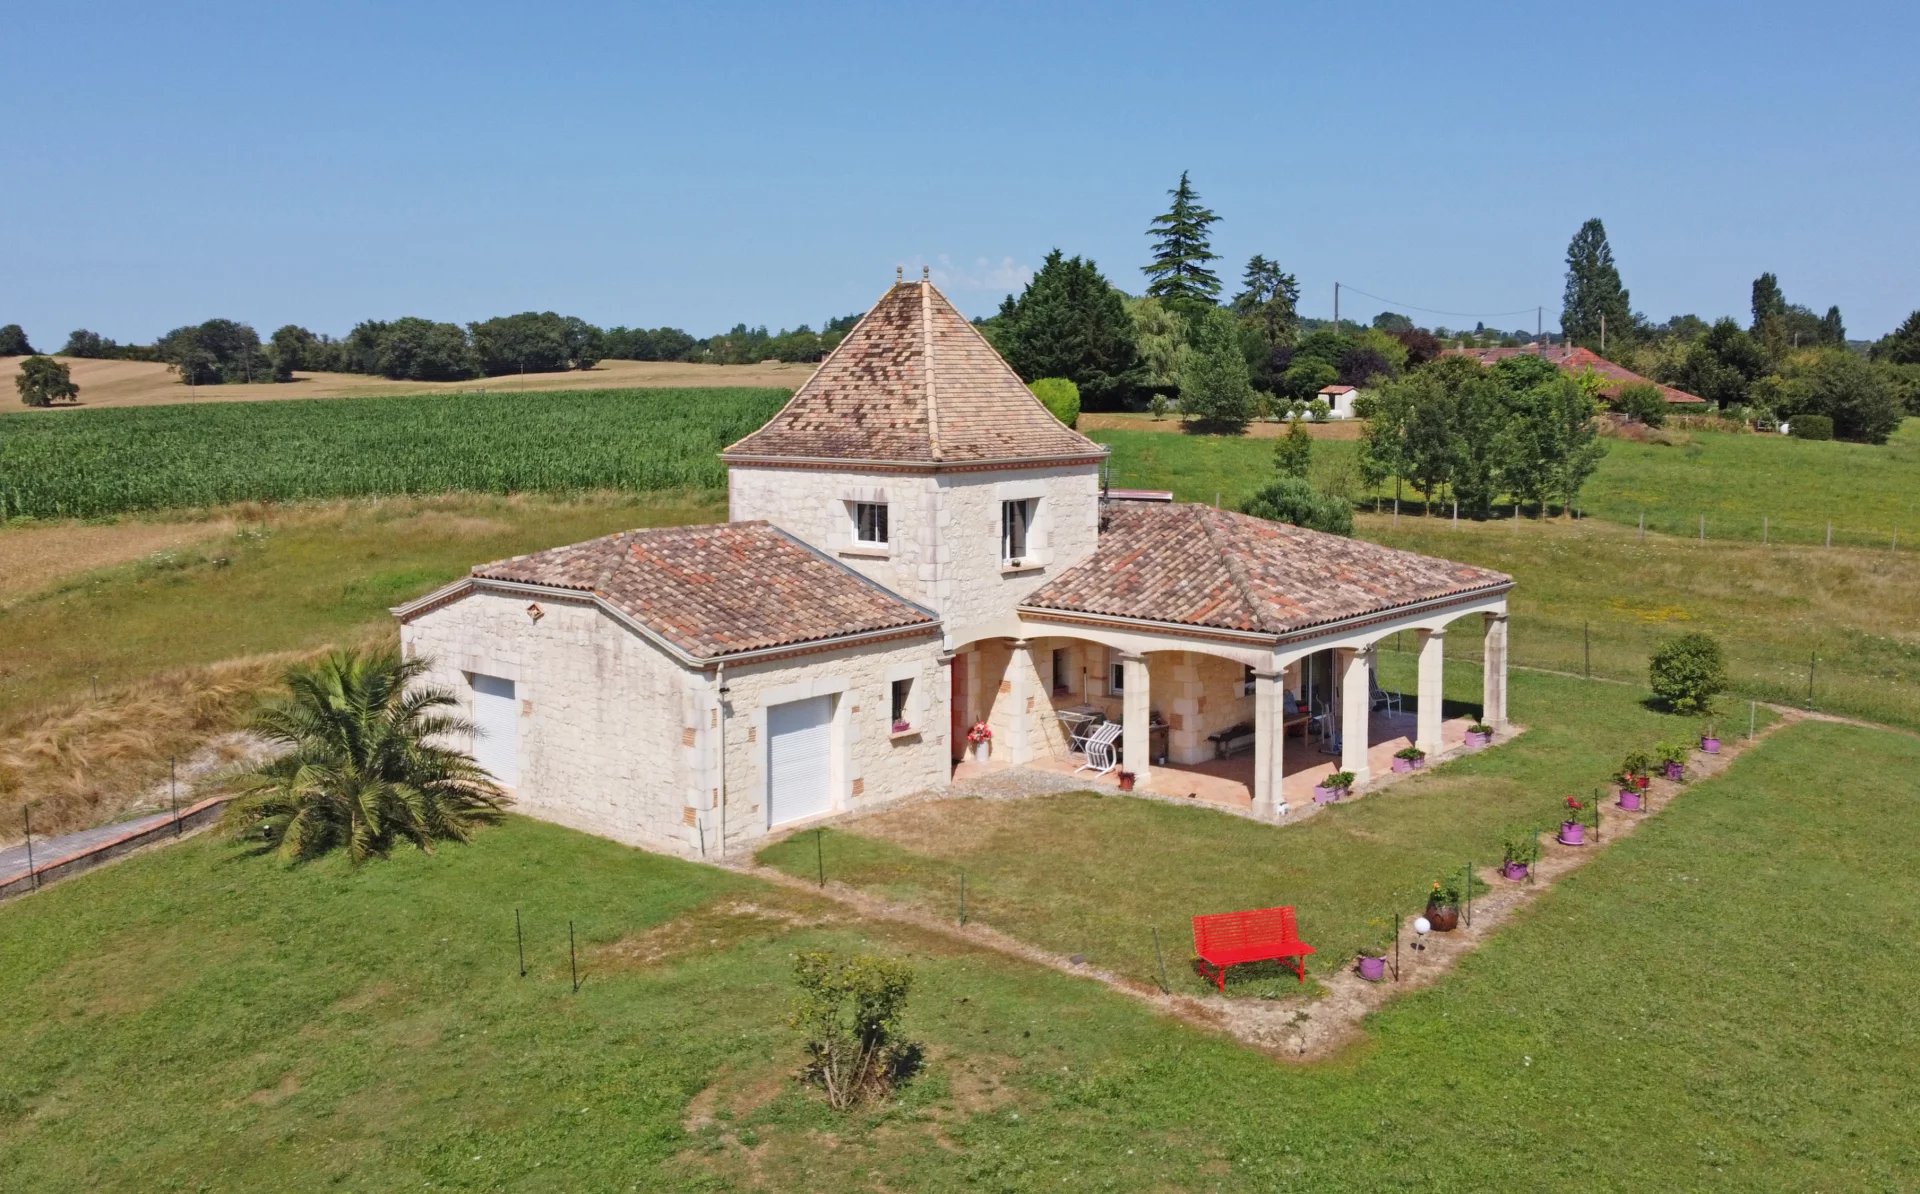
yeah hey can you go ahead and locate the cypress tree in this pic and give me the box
[1560,218,1632,352]
[1821,305,1846,346]
[1142,171,1222,310]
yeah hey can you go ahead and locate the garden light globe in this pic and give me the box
[1413,917,1431,935]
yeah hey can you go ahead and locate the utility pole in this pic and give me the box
[1536,306,1542,342]
[1333,282,1340,335]
[1600,313,1607,355]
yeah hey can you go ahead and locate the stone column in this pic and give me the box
[1121,652,1151,783]
[1482,612,1509,728]
[1006,639,1035,764]
[1416,628,1446,756]
[1339,645,1373,784]
[1251,670,1287,819]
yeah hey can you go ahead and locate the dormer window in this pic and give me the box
[850,501,889,547]
[1001,499,1036,565]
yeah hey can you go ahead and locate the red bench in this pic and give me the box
[1191,905,1315,991]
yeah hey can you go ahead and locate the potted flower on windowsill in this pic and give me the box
[1618,749,1653,811]
[966,721,993,764]
[1391,746,1426,773]
[1656,740,1689,782]
[1312,770,1355,804]
[1425,878,1462,931]
[1699,721,1721,755]
[1501,830,1539,881]
[1465,722,1494,748]
[1558,795,1587,845]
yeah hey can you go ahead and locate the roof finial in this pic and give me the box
[896,265,904,283]
[922,265,931,282]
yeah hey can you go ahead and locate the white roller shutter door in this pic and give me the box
[767,696,832,826]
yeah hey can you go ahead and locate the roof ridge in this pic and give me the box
[1196,505,1269,627]
[921,279,941,460]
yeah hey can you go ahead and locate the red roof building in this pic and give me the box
[1444,344,1706,405]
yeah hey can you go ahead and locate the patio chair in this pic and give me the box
[1068,712,1107,755]
[1369,673,1402,716]
[1074,721,1123,776]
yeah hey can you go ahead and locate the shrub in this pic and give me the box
[1648,632,1728,715]
[1308,397,1331,422]
[1273,417,1313,478]
[1027,377,1081,428]
[1787,414,1833,440]
[789,950,920,1110]
[1148,393,1170,420]
[1614,381,1668,427]
[1241,476,1354,536]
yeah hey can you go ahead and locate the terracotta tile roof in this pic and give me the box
[1443,344,1707,404]
[723,278,1108,467]
[470,522,936,660]
[1023,503,1511,638]
[1318,384,1356,394]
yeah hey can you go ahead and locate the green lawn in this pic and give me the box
[3,716,1915,1190]
[759,666,1770,993]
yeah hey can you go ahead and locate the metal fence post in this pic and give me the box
[22,806,37,891]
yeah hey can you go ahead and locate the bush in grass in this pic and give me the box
[1649,632,1728,715]
[1242,476,1354,536]
[1027,377,1081,428]
[1787,414,1833,441]
[1274,417,1313,478]
[1614,381,1668,427]
[789,950,920,1110]
[1148,393,1170,420]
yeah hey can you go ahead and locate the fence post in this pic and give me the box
[815,828,825,886]
[569,920,580,993]
[22,806,36,892]
[1583,622,1591,678]
[1826,521,1833,548]
[1638,511,1645,541]
[1698,514,1705,542]
[1152,925,1170,993]
[1806,654,1817,710]
[515,908,526,977]
[958,870,967,924]
[1762,515,1768,545]
[170,756,181,834]
[1749,700,1756,741]
[1393,912,1401,981]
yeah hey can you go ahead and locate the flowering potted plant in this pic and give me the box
[1656,740,1689,782]
[892,718,912,734]
[1699,720,1721,755]
[1391,746,1427,773]
[1618,749,1653,811]
[1117,769,1137,792]
[1465,722,1494,748]
[1558,795,1587,845]
[1425,878,1461,931]
[1501,830,1539,881]
[966,721,993,764]
[1313,770,1355,804]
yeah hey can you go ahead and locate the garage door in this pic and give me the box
[767,696,833,827]
[470,673,520,788]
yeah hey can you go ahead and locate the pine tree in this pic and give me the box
[1821,305,1846,346]
[1560,219,1632,353]
[1232,255,1301,347]
[999,250,1139,403]
[1142,171,1222,310]
[1750,273,1787,333]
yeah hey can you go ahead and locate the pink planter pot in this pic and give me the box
[1312,784,1338,804]
[1700,737,1721,755]
[1391,756,1414,773]
[1358,955,1387,982]
[1558,820,1586,846]
[1411,756,1426,770]
[1618,790,1644,811]
[1664,762,1685,782]
[1465,731,1493,748]
[1502,860,1530,881]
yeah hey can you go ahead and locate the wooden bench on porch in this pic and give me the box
[1191,905,1315,991]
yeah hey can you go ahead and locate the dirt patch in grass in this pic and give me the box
[595,895,840,970]
[840,795,1034,857]
[0,516,237,603]
[246,1073,301,1107]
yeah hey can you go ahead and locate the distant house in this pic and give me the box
[1443,345,1707,406]
[1316,384,1361,419]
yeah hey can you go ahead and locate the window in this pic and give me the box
[890,677,914,731]
[1108,661,1126,695]
[851,501,889,547]
[1001,498,1035,565]
[1052,647,1072,694]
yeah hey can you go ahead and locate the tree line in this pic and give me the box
[4,310,864,387]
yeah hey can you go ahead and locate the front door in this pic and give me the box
[950,652,969,763]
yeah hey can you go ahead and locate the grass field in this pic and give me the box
[758,666,1766,991]
[0,387,788,519]
[0,354,816,411]
[2,716,1915,1190]
[1089,417,1920,550]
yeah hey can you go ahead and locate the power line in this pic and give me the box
[1336,283,1542,322]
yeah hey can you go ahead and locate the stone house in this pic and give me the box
[395,273,1513,858]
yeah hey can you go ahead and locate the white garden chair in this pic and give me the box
[1074,721,1123,776]
[1369,673,1402,716]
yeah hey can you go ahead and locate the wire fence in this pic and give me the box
[1363,497,1917,554]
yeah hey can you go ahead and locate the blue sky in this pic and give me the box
[4,1,1916,345]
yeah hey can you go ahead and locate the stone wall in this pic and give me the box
[728,465,940,609]
[934,464,1103,643]
[402,590,704,854]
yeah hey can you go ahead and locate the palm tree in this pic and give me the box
[227,648,507,863]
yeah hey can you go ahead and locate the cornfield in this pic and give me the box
[0,388,791,520]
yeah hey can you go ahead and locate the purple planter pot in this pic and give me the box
[1391,756,1414,773]
[1618,790,1645,811]
[1664,761,1686,782]
[1358,955,1387,982]
[1465,730,1493,748]
[1700,736,1721,755]
[1411,756,1426,770]
[1312,784,1338,804]
[1502,860,1530,881]
[1558,820,1586,846]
